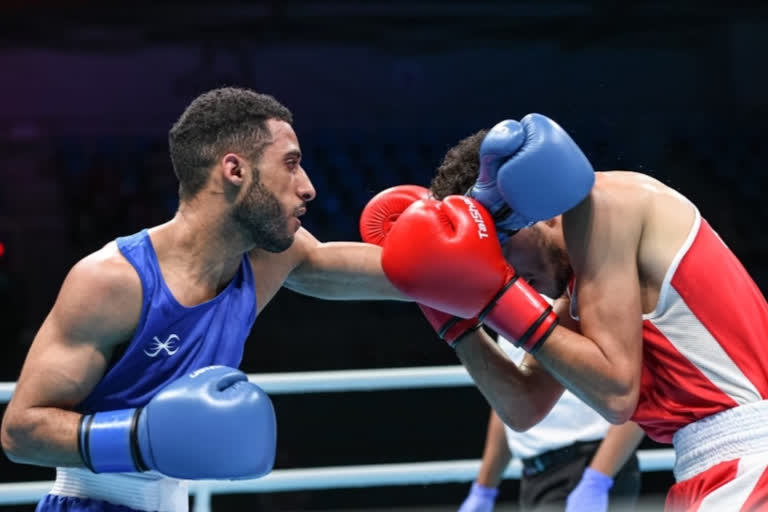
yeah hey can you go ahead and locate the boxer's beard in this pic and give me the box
[232,176,294,253]
[528,224,571,298]
[548,242,572,298]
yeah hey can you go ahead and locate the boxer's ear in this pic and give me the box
[221,153,245,186]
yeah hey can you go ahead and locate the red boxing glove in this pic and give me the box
[381,195,557,353]
[360,185,431,245]
[360,186,480,346]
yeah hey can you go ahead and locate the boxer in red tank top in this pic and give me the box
[415,127,768,511]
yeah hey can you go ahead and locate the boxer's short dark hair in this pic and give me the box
[169,87,293,200]
[430,129,488,200]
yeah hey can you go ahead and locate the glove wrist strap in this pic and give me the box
[483,277,559,354]
[80,408,146,473]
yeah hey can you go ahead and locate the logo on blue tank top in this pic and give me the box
[144,334,181,357]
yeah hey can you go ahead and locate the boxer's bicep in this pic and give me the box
[2,255,141,464]
[565,207,644,394]
[456,331,563,431]
[19,256,139,407]
[14,314,107,413]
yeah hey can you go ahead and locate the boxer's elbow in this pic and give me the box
[500,412,545,433]
[1,408,46,464]
[601,378,640,424]
[496,399,552,433]
[1,411,30,463]
[494,380,563,432]
[602,397,637,424]
[496,410,529,432]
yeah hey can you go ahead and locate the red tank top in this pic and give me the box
[569,211,768,443]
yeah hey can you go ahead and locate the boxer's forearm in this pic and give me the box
[1,406,84,468]
[534,326,640,424]
[455,329,563,432]
[287,242,410,301]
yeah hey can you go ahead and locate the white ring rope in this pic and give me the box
[0,366,474,403]
[0,453,676,507]
[0,366,676,511]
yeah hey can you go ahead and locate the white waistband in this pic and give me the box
[50,467,189,512]
[672,401,768,482]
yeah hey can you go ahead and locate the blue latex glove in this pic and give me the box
[458,482,498,512]
[565,467,614,512]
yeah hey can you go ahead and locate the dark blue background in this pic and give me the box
[1,2,766,510]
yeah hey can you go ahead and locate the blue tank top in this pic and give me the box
[78,229,257,413]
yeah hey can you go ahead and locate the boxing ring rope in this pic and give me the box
[0,366,675,511]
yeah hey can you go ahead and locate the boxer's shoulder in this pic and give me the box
[591,171,653,208]
[595,171,696,247]
[70,242,141,300]
[53,243,142,344]
[565,171,646,241]
[592,170,685,210]
[572,171,656,237]
[564,172,648,284]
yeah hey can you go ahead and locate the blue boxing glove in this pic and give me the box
[467,119,526,244]
[469,114,595,242]
[458,482,498,512]
[78,366,276,480]
[565,467,613,512]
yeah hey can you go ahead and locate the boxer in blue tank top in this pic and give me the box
[2,87,406,512]
[78,229,257,413]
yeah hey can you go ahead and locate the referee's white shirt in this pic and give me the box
[498,336,610,459]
